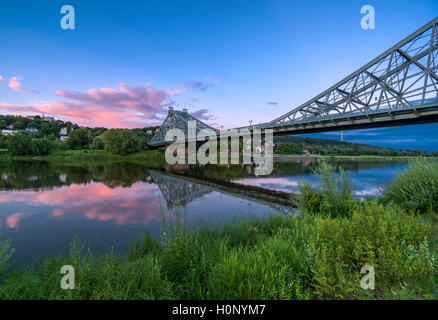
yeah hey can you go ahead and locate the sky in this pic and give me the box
[0,0,438,150]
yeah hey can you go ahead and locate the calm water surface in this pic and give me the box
[0,159,408,264]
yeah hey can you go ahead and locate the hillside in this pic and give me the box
[274,135,438,157]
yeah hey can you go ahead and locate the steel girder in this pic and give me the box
[267,17,438,128]
[148,108,219,146]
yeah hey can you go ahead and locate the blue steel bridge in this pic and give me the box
[148,17,438,147]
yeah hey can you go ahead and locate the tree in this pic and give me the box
[67,128,92,149]
[30,138,51,155]
[7,133,32,156]
[101,129,141,155]
[90,136,104,150]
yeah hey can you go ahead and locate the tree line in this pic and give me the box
[274,136,438,157]
[0,115,159,156]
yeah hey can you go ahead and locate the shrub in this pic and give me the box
[101,129,141,155]
[6,133,51,156]
[299,162,356,218]
[381,158,438,213]
[90,136,104,150]
[30,138,51,155]
[6,132,32,156]
[67,128,93,149]
[309,202,435,298]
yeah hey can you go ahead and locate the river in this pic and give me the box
[0,158,409,264]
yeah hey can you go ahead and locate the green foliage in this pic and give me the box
[127,233,161,262]
[382,158,438,213]
[299,162,356,218]
[0,237,14,278]
[274,136,436,157]
[101,129,141,155]
[67,128,93,149]
[309,202,435,298]
[6,133,32,156]
[90,136,104,150]
[30,138,51,156]
[0,236,173,300]
[6,133,52,156]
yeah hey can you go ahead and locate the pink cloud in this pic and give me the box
[0,182,164,226]
[0,78,220,128]
[0,75,3,83]
[6,213,27,229]
[8,77,38,93]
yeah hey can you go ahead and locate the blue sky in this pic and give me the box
[0,0,437,150]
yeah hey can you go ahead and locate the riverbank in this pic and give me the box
[0,207,436,300]
[0,149,165,167]
[274,154,438,161]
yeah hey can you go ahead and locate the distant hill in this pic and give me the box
[274,136,437,157]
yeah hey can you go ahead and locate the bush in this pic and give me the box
[30,138,51,156]
[299,162,356,218]
[67,128,93,149]
[6,133,51,156]
[101,129,141,155]
[90,136,104,150]
[309,202,435,298]
[381,158,438,213]
[6,133,32,156]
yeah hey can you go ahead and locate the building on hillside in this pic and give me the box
[6,124,14,130]
[1,129,16,136]
[42,116,55,122]
[59,126,68,136]
[146,130,153,135]
[25,126,38,133]
[59,126,69,141]
[303,149,311,155]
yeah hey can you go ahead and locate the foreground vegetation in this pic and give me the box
[0,159,437,299]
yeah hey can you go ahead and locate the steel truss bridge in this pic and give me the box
[149,17,438,147]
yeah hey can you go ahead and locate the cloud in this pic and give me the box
[183,77,219,92]
[0,182,164,227]
[190,108,217,121]
[0,75,3,83]
[267,102,279,106]
[0,77,221,128]
[8,77,38,93]
[0,82,183,128]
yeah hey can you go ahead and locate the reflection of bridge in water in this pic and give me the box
[148,170,297,215]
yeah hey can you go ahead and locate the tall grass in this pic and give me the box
[0,236,13,278]
[381,158,438,213]
[0,203,436,300]
[298,161,357,218]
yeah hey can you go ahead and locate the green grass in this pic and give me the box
[0,204,436,300]
[0,149,165,168]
